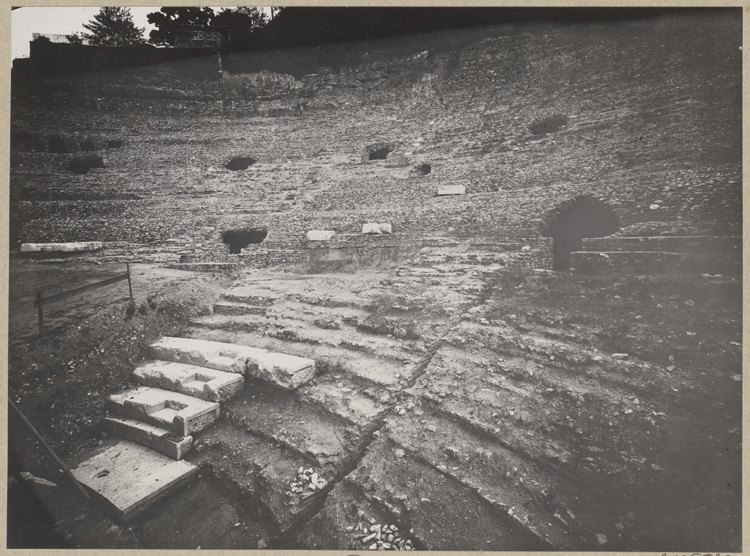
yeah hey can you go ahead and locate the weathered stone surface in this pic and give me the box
[582,235,741,254]
[362,223,392,235]
[247,352,316,391]
[108,386,220,437]
[213,302,268,316]
[307,230,336,241]
[149,337,258,374]
[571,251,690,275]
[437,185,466,196]
[150,337,315,390]
[20,241,103,252]
[71,439,198,522]
[101,416,194,460]
[133,360,244,403]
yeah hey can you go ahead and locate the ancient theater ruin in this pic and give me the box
[8,7,741,553]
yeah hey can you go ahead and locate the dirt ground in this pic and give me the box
[6,254,742,551]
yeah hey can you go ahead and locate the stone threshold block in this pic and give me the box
[21,241,103,252]
[101,416,193,460]
[71,439,198,522]
[150,337,315,390]
[362,223,392,234]
[307,230,336,241]
[108,386,220,437]
[437,185,466,196]
[133,360,245,403]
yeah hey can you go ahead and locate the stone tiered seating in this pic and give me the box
[571,235,741,275]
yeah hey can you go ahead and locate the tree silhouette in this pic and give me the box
[146,7,270,48]
[146,7,215,47]
[81,7,146,47]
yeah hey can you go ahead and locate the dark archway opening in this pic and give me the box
[369,147,393,160]
[542,197,619,271]
[48,135,68,153]
[225,157,256,171]
[530,114,568,135]
[67,155,105,175]
[222,228,268,254]
[417,163,431,175]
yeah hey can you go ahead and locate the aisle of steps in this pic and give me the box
[69,336,315,523]
[571,235,741,275]
[179,269,486,534]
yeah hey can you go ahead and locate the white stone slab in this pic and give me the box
[307,230,336,241]
[247,351,316,391]
[362,223,393,234]
[108,386,220,437]
[149,337,316,390]
[101,416,193,460]
[437,185,466,196]
[133,360,244,402]
[20,241,103,252]
[149,337,266,375]
[71,439,197,522]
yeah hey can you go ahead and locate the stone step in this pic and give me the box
[149,336,316,390]
[108,386,220,437]
[133,360,245,403]
[344,436,546,551]
[582,235,741,254]
[189,421,321,533]
[223,382,359,472]
[571,251,689,275]
[166,262,240,272]
[572,250,741,275]
[222,288,283,306]
[185,326,416,387]
[70,439,198,522]
[299,376,392,427]
[384,403,578,549]
[100,416,193,460]
[213,301,268,316]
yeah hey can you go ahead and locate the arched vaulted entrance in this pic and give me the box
[541,196,620,271]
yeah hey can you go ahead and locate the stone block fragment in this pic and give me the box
[437,185,466,196]
[307,230,336,241]
[71,439,198,522]
[108,386,220,437]
[21,241,103,252]
[362,223,393,235]
[133,360,244,402]
[149,337,315,390]
[246,352,316,391]
[101,416,193,460]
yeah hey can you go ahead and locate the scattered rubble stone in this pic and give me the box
[289,467,327,496]
[355,520,414,550]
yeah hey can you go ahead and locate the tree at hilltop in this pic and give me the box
[212,7,268,46]
[81,7,146,47]
[146,7,271,48]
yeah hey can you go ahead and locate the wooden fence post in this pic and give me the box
[9,400,90,501]
[126,263,133,300]
[36,290,44,337]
